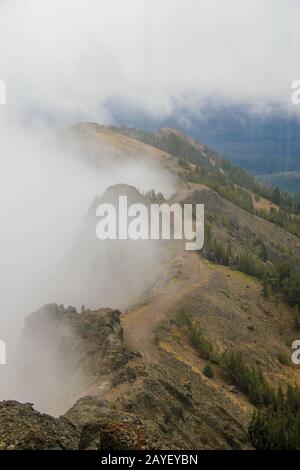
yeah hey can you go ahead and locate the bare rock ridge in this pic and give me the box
[0,303,251,450]
[0,401,80,450]
[0,399,137,450]
[0,395,170,450]
[0,305,142,450]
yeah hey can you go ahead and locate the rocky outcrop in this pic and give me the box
[0,395,173,450]
[0,401,80,450]
[23,303,129,374]
[65,396,137,450]
[64,395,176,450]
[111,362,252,450]
[16,304,129,412]
[0,399,139,450]
[8,301,252,449]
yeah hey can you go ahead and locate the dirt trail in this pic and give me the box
[122,238,210,362]
[122,182,212,362]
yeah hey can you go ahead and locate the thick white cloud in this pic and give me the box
[0,0,299,122]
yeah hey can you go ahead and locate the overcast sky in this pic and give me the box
[0,0,299,124]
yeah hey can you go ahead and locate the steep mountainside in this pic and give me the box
[1,124,300,450]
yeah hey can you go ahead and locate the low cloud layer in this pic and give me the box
[0,117,176,408]
[0,0,299,124]
[0,118,176,338]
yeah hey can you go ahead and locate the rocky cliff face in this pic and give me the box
[23,303,129,373]
[0,299,252,450]
[0,401,80,450]
[15,304,129,413]
[0,399,137,450]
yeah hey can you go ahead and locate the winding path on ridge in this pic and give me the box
[122,185,211,363]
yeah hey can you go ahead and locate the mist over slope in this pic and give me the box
[0,120,176,369]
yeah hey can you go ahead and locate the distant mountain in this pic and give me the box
[107,99,300,180]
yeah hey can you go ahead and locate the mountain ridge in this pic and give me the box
[1,124,300,450]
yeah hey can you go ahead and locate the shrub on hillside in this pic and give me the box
[203,362,214,378]
[176,309,218,363]
[249,385,300,450]
[277,352,291,367]
[221,351,275,407]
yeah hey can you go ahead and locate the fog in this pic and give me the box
[0,115,176,409]
[0,0,298,410]
[0,0,299,125]
[0,118,176,323]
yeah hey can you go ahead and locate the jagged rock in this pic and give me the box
[0,399,142,450]
[17,304,129,411]
[23,303,129,374]
[65,396,136,450]
[65,395,179,450]
[0,401,80,450]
